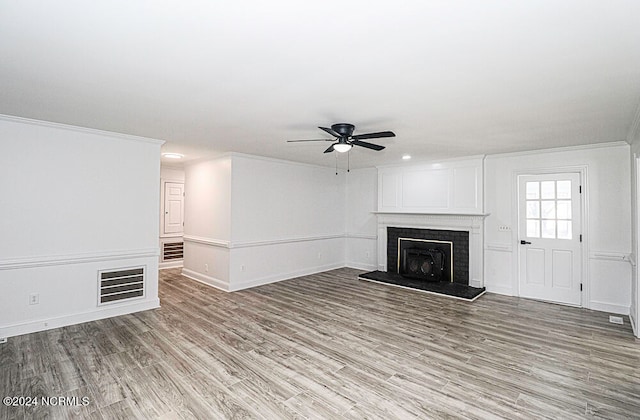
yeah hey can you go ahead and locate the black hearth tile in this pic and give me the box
[358,271,485,301]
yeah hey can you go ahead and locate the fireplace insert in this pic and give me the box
[400,247,446,282]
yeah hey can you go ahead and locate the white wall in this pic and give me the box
[228,154,345,290]
[629,128,640,336]
[182,156,232,289]
[345,168,378,270]
[182,153,345,291]
[484,143,632,314]
[161,166,185,183]
[0,116,162,339]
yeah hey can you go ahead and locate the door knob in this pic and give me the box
[520,240,531,245]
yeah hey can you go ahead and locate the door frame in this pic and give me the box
[511,165,589,308]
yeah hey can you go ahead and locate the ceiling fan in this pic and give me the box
[287,123,395,153]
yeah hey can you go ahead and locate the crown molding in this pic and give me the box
[627,98,640,145]
[376,154,486,169]
[0,114,165,146]
[484,141,629,160]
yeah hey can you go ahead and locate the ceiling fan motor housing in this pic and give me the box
[331,123,355,137]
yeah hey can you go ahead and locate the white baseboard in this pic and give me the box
[0,298,160,339]
[485,284,514,296]
[159,260,183,270]
[229,262,344,291]
[181,268,229,291]
[345,261,377,271]
[630,313,638,337]
[589,300,630,315]
[469,278,483,288]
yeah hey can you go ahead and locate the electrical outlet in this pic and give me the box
[609,315,624,325]
[29,293,39,305]
[204,264,209,273]
[498,226,511,231]
[365,251,370,260]
[240,265,246,272]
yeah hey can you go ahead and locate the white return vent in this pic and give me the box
[98,267,145,305]
[162,241,184,261]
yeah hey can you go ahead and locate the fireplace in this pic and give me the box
[358,213,486,299]
[374,212,486,289]
[398,238,452,282]
[388,227,469,285]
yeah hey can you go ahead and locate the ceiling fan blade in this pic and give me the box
[351,140,385,151]
[323,144,335,153]
[287,139,333,142]
[351,131,395,140]
[319,126,341,137]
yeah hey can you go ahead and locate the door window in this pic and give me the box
[525,180,572,240]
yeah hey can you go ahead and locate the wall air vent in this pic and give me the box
[162,241,184,261]
[98,267,145,305]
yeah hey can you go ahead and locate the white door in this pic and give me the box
[518,173,582,306]
[164,182,184,234]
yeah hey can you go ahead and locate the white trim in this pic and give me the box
[628,253,636,267]
[589,300,629,315]
[345,233,378,240]
[375,154,486,169]
[229,262,344,291]
[184,151,336,170]
[181,268,229,291]
[374,212,489,217]
[232,234,344,248]
[358,276,486,302]
[469,278,483,288]
[0,298,160,339]
[485,284,514,296]
[630,313,638,337]
[183,235,230,248]
[0,114,165,145]
[589,251,632,262]
[160,234,184,239]
[626,99,640,144]
[485,141,629,160]
[183,234,344,249]
[485,243,513,252]
[0,248,159,270]
[159,260,184,270]
[229,152,336,170]
[345,262,378,271]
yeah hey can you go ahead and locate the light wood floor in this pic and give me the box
[1,268,639,419]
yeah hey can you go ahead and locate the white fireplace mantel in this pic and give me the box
[375,212,488,288]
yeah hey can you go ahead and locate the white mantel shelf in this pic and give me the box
[376,212,486,288]
[374,212,490,217]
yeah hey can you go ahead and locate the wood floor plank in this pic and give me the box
[1,267,639,419]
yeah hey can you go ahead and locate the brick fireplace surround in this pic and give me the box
[375,213,487,288]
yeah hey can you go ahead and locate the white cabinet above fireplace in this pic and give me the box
[377,156,484,214]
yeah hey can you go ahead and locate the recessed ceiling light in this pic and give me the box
[402,155,411,160]
[162,153,184,159]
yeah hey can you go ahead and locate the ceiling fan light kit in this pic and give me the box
[333,142,352,153]
[287,122,395,155]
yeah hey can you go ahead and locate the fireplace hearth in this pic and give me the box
[359,225,485,301]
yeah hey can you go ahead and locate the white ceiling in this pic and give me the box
[1,1,639,169]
